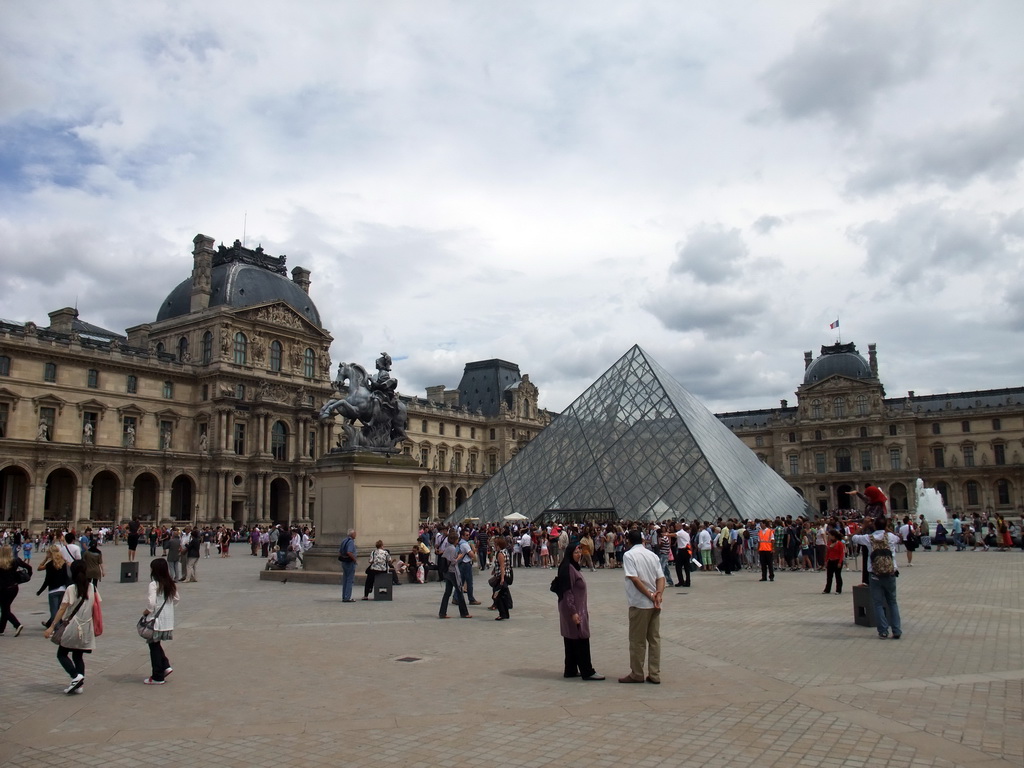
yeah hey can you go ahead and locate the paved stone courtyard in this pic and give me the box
[1,546,1020,767]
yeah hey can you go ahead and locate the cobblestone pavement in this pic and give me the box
[1,546,1020,767]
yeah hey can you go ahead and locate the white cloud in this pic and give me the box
[1,1,1023,415]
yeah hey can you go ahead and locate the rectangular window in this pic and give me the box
[127,375,138,394]
[966,482,979,506]
[87,369,99,388]
[471,427,476,439]
[815,452,826,474]
[0,402,8,438]
[420,448,428,468]
[963,445,974,467]
[439,422,445,436]
[308,429,316,459]
[437,449,447,470]
[469,453,477,473]
[453,451,462,472]
[961,420,971,433]
[233,422,246,455]
[932,447,944,468]
[932,423,941,435]
[788,455,799,475]
[489,428,495,440]
[163,381,174,399]
[993,418,1002,431]
[860,449,871,471]
[82,412,98,443]
[39,406,56,441]
[889,425,898,436]
[0,355,9,376]
[122,416,137,447]
[995,444,1006,466]
[44,362,57,382]
[455,425,461,438]
[488,454,497,474]
[755,435,764,447]
[421,419,428,433]
[890,448,901,470]
[997,481,1010,505]
[160,420,173,450]
[201,384,208,401]
[235,384,245,400]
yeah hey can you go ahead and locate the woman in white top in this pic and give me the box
[142,557,180,685]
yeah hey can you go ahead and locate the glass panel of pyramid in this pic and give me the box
[453,345,807,524]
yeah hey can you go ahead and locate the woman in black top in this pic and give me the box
[0,544,31,636]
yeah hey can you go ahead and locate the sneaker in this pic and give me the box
[14,625,23,637]
[64,675,85,694]
[164,667,173,678]
[143,677,166,685]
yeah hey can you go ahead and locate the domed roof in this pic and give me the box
[156,241,322,327]
[803,342,872,385]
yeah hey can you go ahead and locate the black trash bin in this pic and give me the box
[120,561,139,583]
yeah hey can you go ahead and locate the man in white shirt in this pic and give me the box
[520,530,534,568]
[673,523,691,588]
[61,532,82,563]
[696,524,713,571]
[619,529,665,684]
[851,518,903,639]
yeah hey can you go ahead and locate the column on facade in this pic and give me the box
[158,475,172,524]
[256,412,267,455]
[28,481,40,523]
[219,410,229,452]
[74,478,89,525]
[292,472,304,524]
[262,472,272,522]
[221,471,231,521]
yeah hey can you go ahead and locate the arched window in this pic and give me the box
[855,395,868,416]
[810,399,822,419]
[521,400,529,418]
[835,448,852,472]
[270,340,282,372]
[996,479,1011,506]
[832,397,846,418]
[202,331,213,364]
[964,480,980,507]
[177,336,189,361]
[271,421,287,461]
[155,342,165,355]
[233,332,247,365]
[303,348,315,378]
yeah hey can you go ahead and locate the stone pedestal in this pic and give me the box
[301,451,425,576]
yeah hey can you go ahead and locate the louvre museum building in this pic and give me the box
[720,342,1024,520]
[0,234,549,531]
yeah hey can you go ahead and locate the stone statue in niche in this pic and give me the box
[82,422,93,444]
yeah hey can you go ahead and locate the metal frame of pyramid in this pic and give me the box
[452,345,809,524]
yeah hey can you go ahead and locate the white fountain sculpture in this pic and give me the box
[914,478,948,526]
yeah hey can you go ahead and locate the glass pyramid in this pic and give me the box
[454,345,808,524]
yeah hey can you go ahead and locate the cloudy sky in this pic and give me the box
[2,1,1023,414]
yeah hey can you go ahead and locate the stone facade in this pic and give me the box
[0,234,549,531]
[718,342,1024,519]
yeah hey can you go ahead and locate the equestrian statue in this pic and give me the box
[318,352,408,452]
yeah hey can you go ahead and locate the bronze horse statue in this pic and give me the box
[319,362,408,451]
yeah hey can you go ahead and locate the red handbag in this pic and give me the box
[92,590,104,637]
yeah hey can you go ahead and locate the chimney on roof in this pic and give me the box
[48,307,78,333]
[908,391,914,398]
[868,343,878,377]
[291,266,311,294]
[190,234,215,313]
[804,351,813,370]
